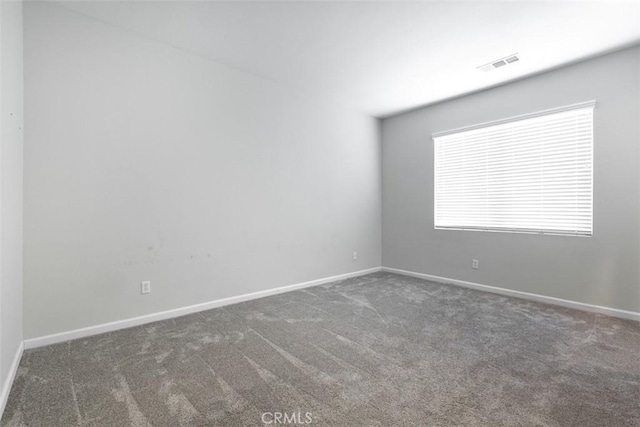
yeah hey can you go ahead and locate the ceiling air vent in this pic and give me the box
[478,54,520,72]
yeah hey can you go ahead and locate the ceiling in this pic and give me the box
[54,0,640,118]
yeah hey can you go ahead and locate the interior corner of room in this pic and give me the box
[0,0,639,425]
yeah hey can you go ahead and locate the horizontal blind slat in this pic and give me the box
[433,104,593,235]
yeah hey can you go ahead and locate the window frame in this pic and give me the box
[432,100,595,237]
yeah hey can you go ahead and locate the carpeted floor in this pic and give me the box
[2,272,639,426]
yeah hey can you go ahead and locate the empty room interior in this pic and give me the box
[0,0,639,426]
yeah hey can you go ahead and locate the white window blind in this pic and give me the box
[433,101,594,236]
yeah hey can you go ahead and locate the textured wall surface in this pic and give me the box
[382,46,640,313]
[24,2,381,339]
[0,0,24,400]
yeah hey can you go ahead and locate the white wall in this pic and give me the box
[0,0,24,404]
[382,46,640,313]
[24,2,381,339]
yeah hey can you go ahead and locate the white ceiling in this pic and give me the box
[54,1,640,117]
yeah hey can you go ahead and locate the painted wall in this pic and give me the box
[24,2,381,339]
[0,0,24,403]
[382,46,640,313]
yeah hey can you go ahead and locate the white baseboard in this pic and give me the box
[23,264,638,350]
[24,267,382,349]
[382,267,640,322]
[0,341,24,418]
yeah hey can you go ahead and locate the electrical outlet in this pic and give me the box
[141,280,151,294]
[472,259,479,270]
[353,251,358,260]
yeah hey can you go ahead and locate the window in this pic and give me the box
[433,101,594,236]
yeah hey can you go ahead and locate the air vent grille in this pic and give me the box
[478,53,520,72]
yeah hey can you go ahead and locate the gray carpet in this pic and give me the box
[2,272,639,426]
